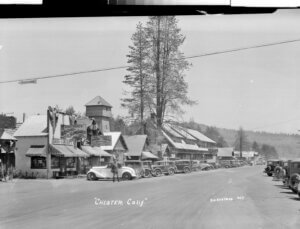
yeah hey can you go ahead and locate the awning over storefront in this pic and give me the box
[50,144,88,158]
[81,145,112,157]
[141,151,158,160]
[81,146,99,156]
[93,147,113,157]
[25,146,47,157]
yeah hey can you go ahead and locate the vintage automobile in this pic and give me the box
[87,162,137,181]
[124,160,152,178]
[287,158,300,194]
[273,159,287,180]
[264,159,280,177]
[151,160,176,176]
[282,160,292,186]
[208,162,221,169]
[174,160,193,173]
[199,162,214,170]
[192,160,202,171]
[230,160,240,167]
[219,160,232,168]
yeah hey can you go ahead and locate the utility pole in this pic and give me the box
[239,132,242,158]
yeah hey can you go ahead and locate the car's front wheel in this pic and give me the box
[168,168,175,176]
[87,172,97,181]
[154,169,162,177]
[122,172,132,180]
[184,167,191,173]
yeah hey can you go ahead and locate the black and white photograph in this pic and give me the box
[1,1,300,229]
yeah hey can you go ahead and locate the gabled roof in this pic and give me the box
[0,129,17,141]
[217,147,234,157]
[85,96,112,107]
[14,115,48,137]
[163,124,183,138]
[170,125,197,140]
[141,151,158,159]
[185,128,216,144]
[81,145,112,157]
[100,132,127,151]
[123,135,148,156]
[162,123,216,144]
[162,130,208,152]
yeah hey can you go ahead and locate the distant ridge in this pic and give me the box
[197,123,300,159]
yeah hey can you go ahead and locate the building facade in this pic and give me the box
[85,96,112,133]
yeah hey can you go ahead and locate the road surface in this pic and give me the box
[0,165,299,229]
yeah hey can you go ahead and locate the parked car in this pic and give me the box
[87,163,137,181]
[208,162,221,169]
[282,160,292,185]
[287,158,300,194]
[273,160,287,180]
[174,160,193,173]
[151,161,176,176]
[124,160,152,178]
[264,159,280,176]
[192,160,202,171]
[219,160,232,168]
[200,162,214,171]
[230,160,240,167]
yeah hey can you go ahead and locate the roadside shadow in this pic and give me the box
[274,184,290,189]
[280,191,297,194]
[289,197,300,201]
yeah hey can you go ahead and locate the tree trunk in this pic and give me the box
[156,17,162,128]
[139,30,145,135]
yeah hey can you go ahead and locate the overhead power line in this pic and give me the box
[1,38,300,85]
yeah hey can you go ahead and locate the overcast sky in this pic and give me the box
[1,10,300,134]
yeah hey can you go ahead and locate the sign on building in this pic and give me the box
[91,135,112,147]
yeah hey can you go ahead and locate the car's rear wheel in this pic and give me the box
[87,172,97,181]
[122,172,132,180]
[168,168,175,176]
[143,169,151,178]
[184,167,191,173]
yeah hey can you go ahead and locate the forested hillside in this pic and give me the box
[202,125,300,159]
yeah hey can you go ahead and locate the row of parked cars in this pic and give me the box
[264,158,300,198]
[87,158,251,181]
[218,159,252,168]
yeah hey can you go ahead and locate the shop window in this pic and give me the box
[51,156,60,169]
[31,157,46,169]
[66,158,76,168]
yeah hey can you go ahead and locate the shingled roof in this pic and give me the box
[14,115,48,137]
[123,135,148,156]
[85,96,112,107]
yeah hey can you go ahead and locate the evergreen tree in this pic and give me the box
[252,141,260,153]
[205,126,228,147]
[123,16,195,131]
[122,22,150,134]
[145,16,195,127]
[234,127,250,156]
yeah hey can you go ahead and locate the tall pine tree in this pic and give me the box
[122,22,150,134]
[123,16,195,131]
